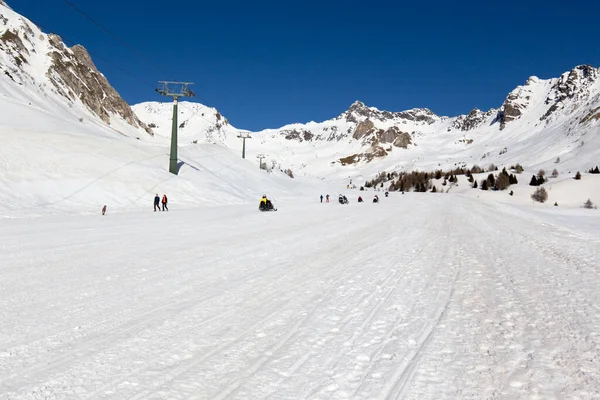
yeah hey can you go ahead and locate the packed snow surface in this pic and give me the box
[1,195,599,399]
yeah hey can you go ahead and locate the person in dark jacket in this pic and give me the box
[102,205,107,215]
[154,194,161,212]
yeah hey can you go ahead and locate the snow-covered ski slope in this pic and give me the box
[1,195,599,399]
[0,88,308,217]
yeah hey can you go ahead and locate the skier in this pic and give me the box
[154,194,161,212]
[162,194,168,211]
[385,191,389,197]
[358,196,363,202]
[373,195,379,203]
[320,194,324,203]
[326,194,329,203]
[102,205,107,215]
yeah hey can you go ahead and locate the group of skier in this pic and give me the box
[101,189,390,215]
[318,192,387,204]
[154,194,169,212]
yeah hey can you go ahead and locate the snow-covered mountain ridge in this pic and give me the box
[0,1,150,137]
[134,64,600,179]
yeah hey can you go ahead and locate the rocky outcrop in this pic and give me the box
[353,119,375,140]
[541,65,599,122]
[452,108,496,131]
[499,92,525,130]
[395,108,437,125]
[282,129,314,142]
[372,126,412,148]
[46,35,152,134]
[340,101,438,125]
[392,131,412,148]
[339,145,388,165]
[0,3,152,136]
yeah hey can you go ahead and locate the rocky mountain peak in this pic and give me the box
[452,108,496,131]
[0,4,152,136]
[540,65,599,123]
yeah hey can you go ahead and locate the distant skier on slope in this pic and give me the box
[320,194,323,203]
[259,195,276,211]
[102,205,107,215]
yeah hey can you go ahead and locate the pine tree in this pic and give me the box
[531,187,548,203]
[529,175,539,186]
[481,180,489,190]
[575,171,582,180]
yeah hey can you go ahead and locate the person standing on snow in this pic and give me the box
[154,194,161,212]
[326,194,329,203]
[102,205,107,215]
[162,194,168,211]
[320,194,323,203]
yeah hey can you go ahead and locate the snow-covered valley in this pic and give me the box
[1,195,599,399]
[2,1,600,398]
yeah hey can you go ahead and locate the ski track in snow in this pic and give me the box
[1,195,599,399]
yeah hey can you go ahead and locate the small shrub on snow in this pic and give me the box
[575,171,582,180]
[510,163,524,173]
[538,169,546,178]
[284,169,294,178]
[551,169,559,178]
[472,180,478,189]
[582,199,597,209]
[495,172,511,190]
[431,185,437,193]
[471,165,483,174]
[531,187,548,203]
[530,175,545,186]
[509,190,514,196]
[487,173,495,188]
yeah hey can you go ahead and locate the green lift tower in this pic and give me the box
[155,81,195,175]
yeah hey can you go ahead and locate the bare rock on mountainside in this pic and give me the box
[283,129,314,142]
[0,3,152,136]
[541,65,599,123]
[339,145,388,165]
[452,108,496,131]
[373,126,412,148]
[47,35,152,134]
[353,119,375,140]
[392,131,412,148]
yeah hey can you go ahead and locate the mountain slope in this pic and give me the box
[0,1,150,137]
[134,66,600,180]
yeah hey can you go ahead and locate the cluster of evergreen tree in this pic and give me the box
[588,166,600,174]
[388,171,432,192]
[529,170,546,186]
[508,163,524,173]
[365,171,399,188]
[474,168,517,191]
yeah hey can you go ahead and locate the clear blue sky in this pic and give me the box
[11,0,600,130]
